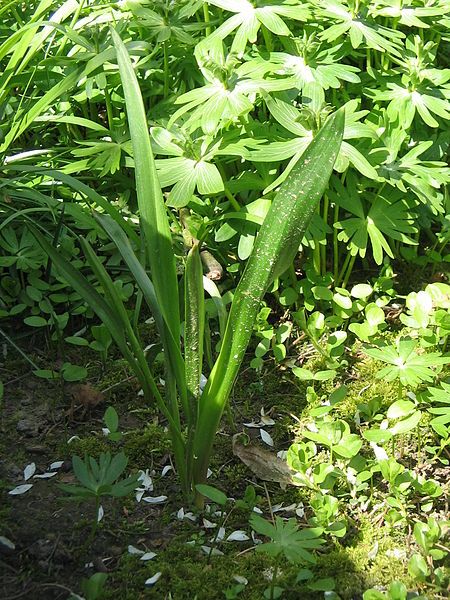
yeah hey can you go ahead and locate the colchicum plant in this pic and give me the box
[31,29,344,505]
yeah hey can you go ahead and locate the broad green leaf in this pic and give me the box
[193,109,344,484]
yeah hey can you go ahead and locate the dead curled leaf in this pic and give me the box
[66,384,104,419]
[232,434,297,489]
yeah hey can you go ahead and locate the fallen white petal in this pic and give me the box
[143,495,167,504]
[67,435,80,444]
[252,506,263,514]
[161,465,173,476]
[260,429,274,446]
[137,470,153,491]
[206,468,213,478]
[233,575,248,585]
[97,505,104,522]
[0,536,15,550]
[137,389,144,396]
[9,484,33,495]
[276,450,287,460]
[370,442,389,461]
[368,541,379,561]
[145,572,162,586]
[203,519,216,529]
[102,428,110,436]
[49,461,64,470]
[261,416,275,426]
[243,421,261,428]
[140,552,157,561]
[135,490,145,503]
[215,527,225,542]
[33,472,57,479]
[128,545,144,555]
[227,530,249,542]
[201,546,224,556]
[177,507,185,520]
[23,463,36,481]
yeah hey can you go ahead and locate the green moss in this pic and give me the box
[124,423,171,469]
[103,542,284,600]
[312,518,414,599]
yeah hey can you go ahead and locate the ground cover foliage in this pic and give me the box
[0,0,449,599]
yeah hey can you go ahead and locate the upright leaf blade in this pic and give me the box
[111,29,181,345]
[193,109,345,487]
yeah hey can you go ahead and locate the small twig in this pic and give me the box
[100,375,135,394]
[4,371,33,387]
[263,482,275,526]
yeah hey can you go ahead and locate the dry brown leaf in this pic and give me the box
[232,434,295,488]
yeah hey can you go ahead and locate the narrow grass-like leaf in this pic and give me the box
[111,28,181,345]
[94,213,187,416]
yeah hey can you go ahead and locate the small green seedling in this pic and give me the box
[80,573,108,600]
[103,406,122,441]
[250,514,324,599]
[60,452,139,542]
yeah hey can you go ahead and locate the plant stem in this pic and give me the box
[341,253,357,289]
[163,41,169,98]
[333,202,339,282]
[336,251,351,287]
[270,559,280,600]
[203,2,211,36]
[321,194,329,276]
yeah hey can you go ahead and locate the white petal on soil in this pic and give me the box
[137,389,144,396]
[67,435,80,444]
[252,506,263,514]
[23,463,36,481]
[251,531,262,545]
[0,536,15,550]
[243,421,261,428]
[49,461,64,470]
[9,484,33,495]
[142,495,167,504]
[161,465,173,476]
[206,468,213,478]
[145,572,162,586]
[227,530,249,542]
[272,504,283,513]
[128,545,144,555]
[370,442,388,461]
[215,527,226,542]
[296,506,305,518]
[261,415,275,426]
[102,428,110,436]
[202,519,217,529]
[140,552,157,561]
[233,575,248,585]
[135,490,145,503]
[276,450,287,460]
[260,429,274,446]
[368,541,379,561]
[201,546,224,556]
[33,472,57,479]
[177,507,185,520]
[137,469,153,491]
[97,505,104,522]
